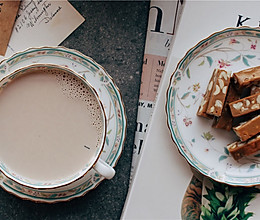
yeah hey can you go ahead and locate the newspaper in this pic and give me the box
[130,0,185,181]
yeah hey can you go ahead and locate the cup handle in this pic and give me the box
[93,159,115,179]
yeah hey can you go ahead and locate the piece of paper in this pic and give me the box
[0,1,20,56]
[0,0,85,61]
[122,1,260,219]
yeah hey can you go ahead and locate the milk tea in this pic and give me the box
[0,66,105,184]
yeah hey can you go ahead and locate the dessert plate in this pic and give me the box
[0,46,126,202]
[166,27,260,186]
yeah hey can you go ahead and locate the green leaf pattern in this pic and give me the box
[186,68,191,78]
[0,64,7,74]
[206,56,213,67]
[173,36,257,84]
[195,37,258,69]
[242,56,250,66]
[201,180,260,220]
[181,92,191,100]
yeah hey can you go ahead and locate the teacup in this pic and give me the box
[0,64,115,189]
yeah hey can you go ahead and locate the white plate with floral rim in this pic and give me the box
[166,27,260,186]
[0,46,126,202]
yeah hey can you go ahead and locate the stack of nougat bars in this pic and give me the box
[197,67,260,160]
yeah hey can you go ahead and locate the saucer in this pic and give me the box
[0,46,126,202]
[166,27,260,186]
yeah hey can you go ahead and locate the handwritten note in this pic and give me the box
[14,0,63,33]
[1,0,85,60]
[0,1,20,56]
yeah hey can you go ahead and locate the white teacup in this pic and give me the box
[0,64,115,189]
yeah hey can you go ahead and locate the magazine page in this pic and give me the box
[131,0,184,181]
[122,1,260,219]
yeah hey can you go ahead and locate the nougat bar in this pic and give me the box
[229,93,260,117]
[227,135,260,160]
[251,84,260,95]
[197,69,217,118]
[206,70,231,117]
[233,66,260,89]
[212,83,240,130]
[233,115,260,141]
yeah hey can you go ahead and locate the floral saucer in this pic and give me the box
[166,27,260,186]
[0,46,126,202]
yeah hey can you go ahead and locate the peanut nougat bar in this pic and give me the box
[233,66,260,89]
[229,93,260,117]
[227,135,260,160]
[197,69,218,118]
[212,83,240,130]
[251,84,260,95]
[206,70,232,117]
[233,115,260,141]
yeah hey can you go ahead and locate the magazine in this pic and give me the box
[130,0,184,181]
[122,1,260,219]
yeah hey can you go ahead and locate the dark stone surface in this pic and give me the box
[0,1,149,219]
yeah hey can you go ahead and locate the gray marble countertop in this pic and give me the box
[0,1,149,219]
